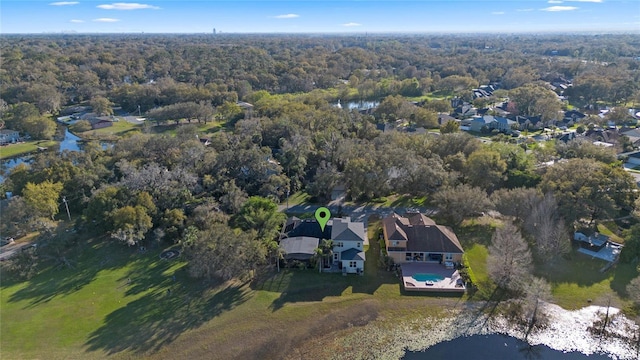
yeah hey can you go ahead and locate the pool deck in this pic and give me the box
[400,263,465,293]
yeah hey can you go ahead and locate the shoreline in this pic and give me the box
[316,301,639,360]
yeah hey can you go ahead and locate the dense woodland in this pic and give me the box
[1,34,640,291]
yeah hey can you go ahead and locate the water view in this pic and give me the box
[404,334,613,360]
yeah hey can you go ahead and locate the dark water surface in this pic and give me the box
[404,334,613,360]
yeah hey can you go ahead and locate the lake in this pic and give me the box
[403,334,614,360]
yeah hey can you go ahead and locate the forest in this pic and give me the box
[1,33,640,290]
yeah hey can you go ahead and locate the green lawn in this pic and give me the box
[0,216,406,359]
[2,216,637,359]
[78,121,142,141]
[596,222,625,244]
[0,140,58,159]
[280,191,310,207]
[535,253,638,310]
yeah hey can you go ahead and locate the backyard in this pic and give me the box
[1,215,637,359]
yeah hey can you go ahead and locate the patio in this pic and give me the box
[400,262,465,293]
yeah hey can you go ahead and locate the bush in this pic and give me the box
[69,120,92,133]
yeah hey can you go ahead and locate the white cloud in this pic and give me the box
[541,6,579,11]
[70,19,85,23]
[93,18,120,22]
[97,3,159,10]
[342,22,362,27]
[274,13,299,19]
[548,0,563,3]
[491,11,505,15]
[566,0,602,2]
[50,1,79,5]
[516,8,534,12]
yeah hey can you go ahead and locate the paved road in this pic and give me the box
[0,241,36,261]
[279,203,436,226]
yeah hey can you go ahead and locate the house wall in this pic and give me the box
[341,260,364,274]
[0,131,20,144]
[388,251,462,264]
[334,240,363,261]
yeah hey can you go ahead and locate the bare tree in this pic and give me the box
[523,193,570,260]
[522,277,552,340]
[487,222,532,291]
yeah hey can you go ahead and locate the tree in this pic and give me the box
[540,158,638,224]
[69,120,92,133]
[626,276,640,306]
[22,181,63,220]
[110,205,153,246]
[620,224,640,263]
[523,193,570,260]
[90,96,114,116]
[0,196,33,238]
[509,85,561,121]
[491,187,542,221]
[465,149,507,191]
[522,277,552,339]
[22,115,57,140]
[487,222,532,291]
[440,120,460,134]
[232,196,286,241]
[183,223,266,281]
[432,184,491,225]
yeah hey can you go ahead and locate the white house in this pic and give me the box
[331,217,366,274]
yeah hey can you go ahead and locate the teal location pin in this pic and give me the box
[315,207,331,232]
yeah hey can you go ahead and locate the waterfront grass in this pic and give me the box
[2,216,637,359]
[0,140,58,159]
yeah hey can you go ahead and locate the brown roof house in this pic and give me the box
[383,213,466,292]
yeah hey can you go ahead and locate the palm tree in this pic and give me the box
[313,247,324,273]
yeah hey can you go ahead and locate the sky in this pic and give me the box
[1,0,639,34]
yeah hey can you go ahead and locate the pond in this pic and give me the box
[0,128,112,183]
[403,334,613,360]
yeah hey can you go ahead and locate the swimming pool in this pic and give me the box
[412,273,444,282]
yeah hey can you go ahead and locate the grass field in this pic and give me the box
[0,140,58,159]
[78,121,143,141]
[2,216,637,359]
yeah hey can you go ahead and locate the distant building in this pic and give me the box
[0,129,20,144]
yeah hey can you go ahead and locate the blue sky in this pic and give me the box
[1,1,639,33]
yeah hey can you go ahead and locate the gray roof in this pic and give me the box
[341,248,366,261]
[280,236,319,260]
[331,217,366,242]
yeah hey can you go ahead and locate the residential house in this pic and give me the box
[437,113,457,126]
[470,115,495,132]
[493,116,516,132]
[620,128,640,147]
[280,216,366,273]
[514,115,542,130]
[382,213,464,266]
[236,101,254,119]
[564,110,586,122]
[625,152,640,166]
[574,232,622,263]
[80,113,114,129]
[331,217,366,274]
[0,130,20,145]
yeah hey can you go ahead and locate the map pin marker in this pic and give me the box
[315,207,331,232]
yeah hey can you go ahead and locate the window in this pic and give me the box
[357,242,361,247]
[350,261,357,268]
[393,241,399,246]
[336,242,343,247]
[406,253,412,261]
[334,253,338,260]
[445,253,453,261]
